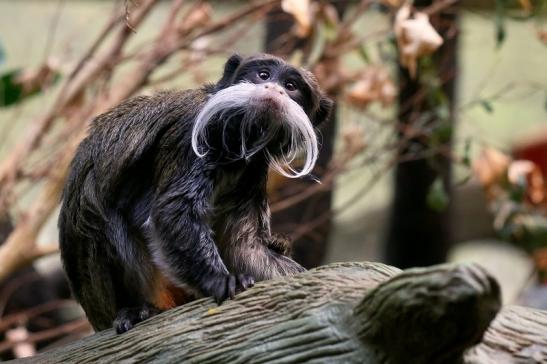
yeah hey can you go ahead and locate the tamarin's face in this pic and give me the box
[191,54,333,178]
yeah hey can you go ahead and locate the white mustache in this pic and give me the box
[191,82,318,179]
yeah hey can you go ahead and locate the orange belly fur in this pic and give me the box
[152,272,193,310]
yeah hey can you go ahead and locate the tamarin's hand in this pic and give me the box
[202,273,255,303]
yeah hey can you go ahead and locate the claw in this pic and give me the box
[227,275,236,299]
[113,303,161,334]
[203,273,256,304]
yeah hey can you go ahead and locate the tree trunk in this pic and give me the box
[265,2,348,269]
[11,261,547,364]
[385,0,459,268]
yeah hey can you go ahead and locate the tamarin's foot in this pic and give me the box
[201,273,255,304]
[113,303,161,334]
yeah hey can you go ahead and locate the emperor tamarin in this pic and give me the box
[58,53,333,333]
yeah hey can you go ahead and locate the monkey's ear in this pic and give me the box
[215,54,243,91]
[313,96,334,126]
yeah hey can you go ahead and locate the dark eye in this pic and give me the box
[258,70,270,80]
[284,81,297,91]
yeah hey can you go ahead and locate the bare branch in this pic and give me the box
[0,319,90,355]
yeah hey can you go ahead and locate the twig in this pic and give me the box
[423,0,460,15]
[42,0,66,61]
[0,0,283,283]
[0,271,43,318]
[65,9,125,83]
[0,0,157,204]
[124,0,138,33]
[108,0,279,106]
[0,318,91,355]
[290,156,397,241]
[0,145,73,282]
[0,300,77,333]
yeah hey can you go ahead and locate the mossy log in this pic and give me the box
[12,262,547,363]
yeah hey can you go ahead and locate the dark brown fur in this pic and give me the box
[58,54,333,333]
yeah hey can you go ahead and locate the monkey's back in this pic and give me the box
[58,88,208,330]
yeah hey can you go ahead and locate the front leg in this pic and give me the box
[212,162,305,281]
[214,198,305,281]
[151,160,253,303]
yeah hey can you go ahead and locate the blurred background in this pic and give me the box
[0,0,546,359]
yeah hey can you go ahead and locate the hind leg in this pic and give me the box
[113,270,200,333]
[113,303,161,334]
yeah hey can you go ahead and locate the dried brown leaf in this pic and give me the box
[6,326,36,358]
[533,247,547,276]
[63,89,86,120]
[346,67,396,109]
[281,0,313,37]
[311,57,346,95]
[538,29,547,45]
[15,61,60,94]
[179,2,212,33]
[394,4,443,78]
[381,0,404,7]
[317,3,339,29]
[473,148,511,196]
[508,160,545,205]
[519,0,533,12]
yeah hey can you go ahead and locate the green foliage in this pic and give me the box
[513,214,547,252]
[480,99,494,113]
[0,41,4,66]
[421,60,453,147]
[462,138,472,168]
[494,0,546,48]
[427,177,449,212]
[431,121,452,146]
[358,44,371,64]
[495,0,508,48]
[455,139,473,186]
[509,172,528,203]
[496,205,547,253]
[0,69,29,107]
[0,68,60,108]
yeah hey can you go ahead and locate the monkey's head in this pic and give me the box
[191,54,333,178]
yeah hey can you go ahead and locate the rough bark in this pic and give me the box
[10,261,546,364]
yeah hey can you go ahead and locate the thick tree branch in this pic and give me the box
[8,262,546,364]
